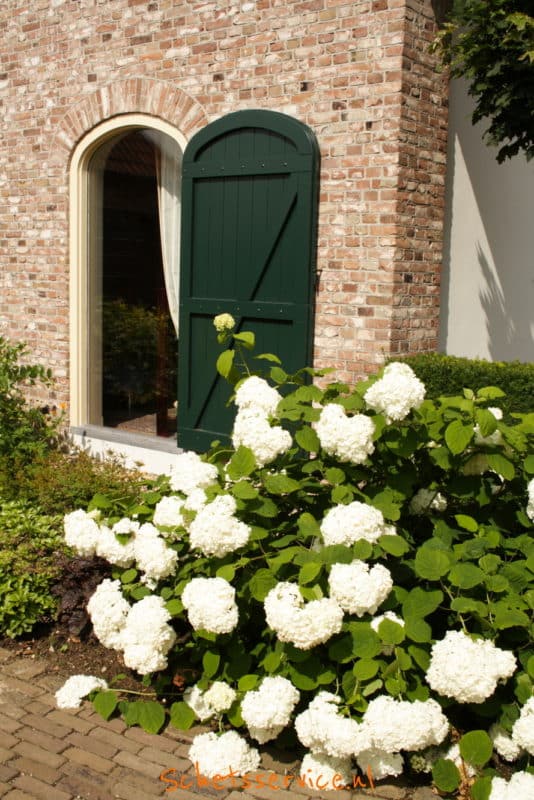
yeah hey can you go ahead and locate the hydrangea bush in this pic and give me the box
[60,320,534,799]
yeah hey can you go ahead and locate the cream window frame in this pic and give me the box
[69,114,187,428]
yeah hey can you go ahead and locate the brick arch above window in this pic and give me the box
[51,77,208,160]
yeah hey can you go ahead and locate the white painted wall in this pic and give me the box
[439,80,534,362]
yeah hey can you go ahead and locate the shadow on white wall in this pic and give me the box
[440,80,534,362]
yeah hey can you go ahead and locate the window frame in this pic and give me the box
[69,113,187,433]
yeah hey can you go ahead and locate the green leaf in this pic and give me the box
[470,776,492,800]
[414,547,451,580]
[89,493,112,510]
[270,366,288,384]
[486,453,515,481]
[331,484,354,504]
[170,701,196,730]
[404,617,432,643]
[249,569,278,601]
[295,426,320,452]
[325,467,346,484]
[493,607,530,629]
[263,473,301,495]
[230,480,259,500]
[455,514,478,532]
[349,623,382,659]
[216,564,235,582]
[477,387,505,401]
[137,701,166,734]
[352,540,374,560]
[202,651,220,678]
[320,545,354,565]
[353,659,379,681]
[299,562,322,585]
[475,408,498,438]
[449,563,485,589]
[93,690,118,721]
[233,331,255,349]
[298,512,320,537]
[255,352,282,364]
[524,454,534,474]
[378,534,410,556]
[165,599,183,617]
[459,730,493,767]
[216,348,235,379]
[402,587,443,619]
[377,618,405,645]
[432,759,461,793]
[238,674,259,691]
[227,446,256,480]
[120,568,138,584]
[288,666,318,690]
[445,420,474,455]
[262,650,283,673]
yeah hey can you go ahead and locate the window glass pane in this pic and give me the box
[89,128,180,437]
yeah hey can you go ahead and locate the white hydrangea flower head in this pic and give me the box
[184,487,208,513]
[364,361,425,423]
[182,577,239,634]
[55,674,108,709]
[183,685,213,721]
[189,493,250,557]
[512,696,534,755]
[112,517,140,537]
[188,730,260,778]
[474,406,503,446]
[153,495,186,534]
[264,582,343,650]
[232,407,292,467]
[426,630,517,703]
[87,578,130,651]
[295,692,371,758]
[489,771,534,800]
[64,509,100,556]
[203,681,237,714]
[315,404,375,464]
[328,560,393,617]
[133,523,179,584]
[234,375,282,417]
[241,676,300,743]
[94,524,136,567]
[213,313,235,332]
[489,723,523,762]
[169,451,218,496]
[370,611,405,632]
[362,696,449,752]
[300,752,353,790]
[184,681,237,720]
[356,749,404,781]
[526,478,534,522]
[320,501,393,547]
[121,595,176,675]
[409,488,447,515]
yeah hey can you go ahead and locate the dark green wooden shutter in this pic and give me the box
[178,109,320,451]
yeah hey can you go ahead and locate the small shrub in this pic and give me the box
[391,353,534,416]
[13,448,145,515]
[0,499,65,637]
[0,336,60,490]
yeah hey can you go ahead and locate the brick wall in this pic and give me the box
[0,0,448,409]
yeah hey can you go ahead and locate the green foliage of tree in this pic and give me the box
[434,0,534,161]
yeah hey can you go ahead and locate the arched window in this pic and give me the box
[69,115,186,442]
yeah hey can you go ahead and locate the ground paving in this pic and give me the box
[0,647,435,800]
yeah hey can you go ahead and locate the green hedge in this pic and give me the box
[390,353,534,415]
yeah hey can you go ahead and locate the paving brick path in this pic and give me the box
[0,647,434,800]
